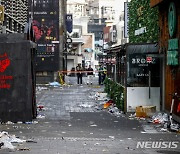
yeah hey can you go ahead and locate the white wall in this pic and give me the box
[67,59,74,71]
[127,87,160,112]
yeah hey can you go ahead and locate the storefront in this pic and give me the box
[102,43,162,112]
[126,43,161,112]
[150,0,180,122]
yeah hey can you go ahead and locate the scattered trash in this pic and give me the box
[109,136,115,140]
[95,92,108,101]
[26,139,37,143]
[6,121,14,125]
[103,100,113,109]
[141,131,147,134]
[79,104,93,108]
[32,121,38,124]
[137,117,146,121]
[169,123,179,132]
[129,113,136,119]
[94,105,103,111]
[94,143,100,145]
[136,106,156,118]
[9,135,26,143]
[37,115,45,119]
[36,86,48,91]
[25,122,32,124]
[17,147,30,151]
[37,105,44,111]
[25,121,38,125]
[90,124,97,127]
[160,128,168,132]
[102,149,108,152]
[0,131,26,150]
[126,147,135,151]
[151,113,169,124]
[49,82,61,87]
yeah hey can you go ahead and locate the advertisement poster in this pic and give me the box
[31,0,59,71]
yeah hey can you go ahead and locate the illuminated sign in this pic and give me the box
[31,0,59,71]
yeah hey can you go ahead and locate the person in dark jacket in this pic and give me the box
[98,65,104,85]
[76,63,83,85]
[87,65,94,85]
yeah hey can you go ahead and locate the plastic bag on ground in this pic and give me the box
[0,131,26,150]
[95,92,108,101]
[49,82,61,87]
[151,113,169,124]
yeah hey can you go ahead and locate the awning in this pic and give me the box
[126,43,159,54]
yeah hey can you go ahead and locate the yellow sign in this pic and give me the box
[0,6,4,22]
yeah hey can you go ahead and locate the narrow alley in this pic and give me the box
[0,77,179,154]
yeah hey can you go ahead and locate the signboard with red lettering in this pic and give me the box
[128,53,160,87]
[146,56,153,63]
[0,34,36,122]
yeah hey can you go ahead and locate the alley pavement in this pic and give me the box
[0,76,179,154]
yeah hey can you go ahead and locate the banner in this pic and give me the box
[124,2,129,38]
[66,14,73,33]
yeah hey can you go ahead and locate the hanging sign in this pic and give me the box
[66,14,73,33]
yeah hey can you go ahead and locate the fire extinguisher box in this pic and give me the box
[0,34,37,122]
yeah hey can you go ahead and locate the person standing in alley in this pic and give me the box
[102,66,107,83]
[87,65,94,85]
[98,65,103,85]
[76,63,83,85]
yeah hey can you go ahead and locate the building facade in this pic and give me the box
[29,0,66,83]
[0,0,28,33]
[150,0,180,122]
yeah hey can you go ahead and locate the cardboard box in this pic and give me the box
[136,106,156,117]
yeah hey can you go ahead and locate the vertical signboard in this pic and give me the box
[66,14,73,33]
[31,0,59,71]
[124,2,129,38]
